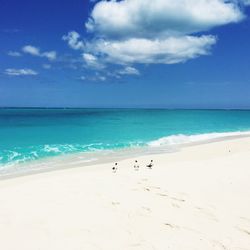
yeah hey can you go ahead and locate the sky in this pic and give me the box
[0,0,250,108]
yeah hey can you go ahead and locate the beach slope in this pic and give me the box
[0,137,250,250]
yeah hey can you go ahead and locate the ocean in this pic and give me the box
[1,108,250,168]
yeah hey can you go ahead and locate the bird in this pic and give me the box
[112,162,118,173]
[146,160,153,169]
[134,160,139,170]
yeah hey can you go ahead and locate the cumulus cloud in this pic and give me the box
[42,51,57,60]
[85,35,216,64]
[4,68,38,76]
[7,51,22,57]
[82,53,105,69]
[22,45,57,60]
[86,0,244,39]
[63,0,247,71]
[62,31,85,50]
[118,66,140,75]
[22,45,40,56]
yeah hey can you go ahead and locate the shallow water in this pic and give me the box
[1,108,250,167]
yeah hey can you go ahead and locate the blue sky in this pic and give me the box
[0,0,250,108]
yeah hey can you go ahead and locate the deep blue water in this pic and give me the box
[1,109,250,165]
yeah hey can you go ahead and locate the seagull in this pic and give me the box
[112,162,118,173]
[134,160,139,170]
[146,160,153,169]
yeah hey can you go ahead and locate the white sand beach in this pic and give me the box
[0,137,250,250]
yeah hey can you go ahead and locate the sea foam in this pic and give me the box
[148,131,250,147]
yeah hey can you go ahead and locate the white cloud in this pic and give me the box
[83,53,96,65]
[4,68,38,76]
[85,35,216,64]
[7,51,22,57]
[62,31,85,50]
[63,0,247,71]
[86,0,244,39]
[82,53,105,69]
[42,51,57,60]
[22,45,40,56]
[22,45,57,60]
[118,66,140,75]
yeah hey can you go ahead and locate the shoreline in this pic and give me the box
[1,132,250,180]
[0,135,250,249]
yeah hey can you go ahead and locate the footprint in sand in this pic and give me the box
[237,227,250,236]
[112,201,120,206]
[157,193,169,197]
[170,196,186,202]
[164,223,180,229]
[148,186,161,190]
[156,192,186,204]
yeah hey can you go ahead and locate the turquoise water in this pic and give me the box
[1,108,250,166]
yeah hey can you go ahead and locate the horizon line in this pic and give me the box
[1,107,250,111]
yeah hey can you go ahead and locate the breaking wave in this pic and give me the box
[148,131,250,147]
[1,131,250,167]
[0,141,145,166]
